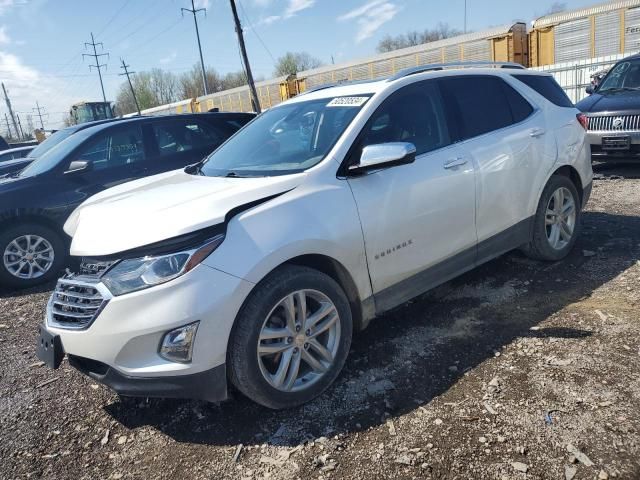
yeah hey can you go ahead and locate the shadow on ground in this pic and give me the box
[104,209,640,447]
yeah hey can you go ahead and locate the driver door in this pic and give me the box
[65,125,149,208]
[346,80,477,311]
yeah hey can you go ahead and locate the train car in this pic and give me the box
[300,23,528,90]
[195,76,287,113]
[530,0,640,67]
[137,98,197,117]
[191,23,528,112]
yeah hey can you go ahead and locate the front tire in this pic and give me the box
[0,223,66,289]
[228,265,353,409]
[523,175,581,261]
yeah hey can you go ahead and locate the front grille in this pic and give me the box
[588,114,640,131]
[48,279,108,330]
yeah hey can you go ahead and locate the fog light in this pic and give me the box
[159,322,199,363]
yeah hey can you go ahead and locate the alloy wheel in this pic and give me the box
[2,234,55,279]
[545,186,576,250]
[257,289,341,392]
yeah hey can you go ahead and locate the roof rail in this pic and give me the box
[298,83,340,96]
[297,77,387,97]
[388,61,526,82]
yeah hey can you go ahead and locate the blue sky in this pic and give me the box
[0,0,597,129]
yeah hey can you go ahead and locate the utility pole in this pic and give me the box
[4,113,12,140]
[229,0,261,113]
[33,101,46,130]
[182,0,209,96]
[464,0,467,33]
[119,58,141,115]
[2,82,19,139]
[83,32,109,103]
[16,113,25,140]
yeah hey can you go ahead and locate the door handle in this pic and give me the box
[530,128,546,138]
[443,157,468,169]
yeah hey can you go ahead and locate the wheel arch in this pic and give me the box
[551,165,584,205]
[266,253,371,332]
[0,213,69,245]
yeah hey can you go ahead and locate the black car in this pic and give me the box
[0,112,254,288]
[0,118,123,176]
[577,53,640,162]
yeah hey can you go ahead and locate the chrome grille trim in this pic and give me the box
[587,114,640,131]
[47,278,112,330]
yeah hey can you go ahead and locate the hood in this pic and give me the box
[0,158,31,176]
[66,169,304,257]
[576,89,640,114]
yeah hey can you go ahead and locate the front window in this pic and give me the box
[199,95,371,177]
[598,59,640,92]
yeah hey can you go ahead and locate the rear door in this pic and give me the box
[64,124,149,207]
[146,118,233,175]
[439,75,548,260]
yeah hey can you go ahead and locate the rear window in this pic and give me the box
[439,76,519,141]
[513,75,573,107]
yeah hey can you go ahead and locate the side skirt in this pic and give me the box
[373,217,533,315]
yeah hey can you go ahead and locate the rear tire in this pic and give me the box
[0,223,66,289]
[228,265,352,409]
[523,175,581,261]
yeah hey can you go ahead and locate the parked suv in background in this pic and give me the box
[37,64,592,409]
[0,112,254,288]
[577,53,640,162]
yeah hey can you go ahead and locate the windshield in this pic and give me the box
[27,127,77,159]
[18,127,95,177]
[199,95,371,177]
[598,60,640,91]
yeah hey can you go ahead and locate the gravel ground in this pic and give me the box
[1,165,639,480]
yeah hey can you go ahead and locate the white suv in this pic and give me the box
[37,64,592,409]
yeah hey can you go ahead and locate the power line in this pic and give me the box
[237,0,276,66]
[119,58,141,116]
[96,0,132,38]
[83,32,110,103]
[126,18,184,58]
[182,0,209,96]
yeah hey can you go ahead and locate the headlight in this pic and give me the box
[102,235,224,296]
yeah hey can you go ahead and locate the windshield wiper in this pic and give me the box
[599,86,640,92]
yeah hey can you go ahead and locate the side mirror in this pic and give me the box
[586,84,594,95]
[348,142,416,175]
[64,160,91,175]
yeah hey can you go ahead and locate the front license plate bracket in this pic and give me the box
[36,326,64,369]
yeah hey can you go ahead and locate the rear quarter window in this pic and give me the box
[512,75,574,108]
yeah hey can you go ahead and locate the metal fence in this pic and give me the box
[531,53,632,103]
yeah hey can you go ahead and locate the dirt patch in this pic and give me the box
[1,167,639,480]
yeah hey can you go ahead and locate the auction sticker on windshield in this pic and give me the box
[327,97,369,107]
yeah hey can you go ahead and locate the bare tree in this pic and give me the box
[116,69,182,115]
[274,52,323,77]
[377,23,463,53]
